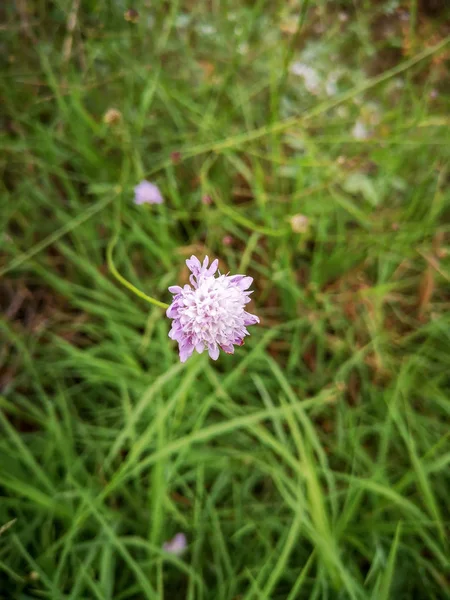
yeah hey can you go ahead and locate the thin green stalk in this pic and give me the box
[106,233,169,309]
[0,195,113,277]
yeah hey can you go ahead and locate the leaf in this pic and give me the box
[377,522,402,600]
[343,173,379,206]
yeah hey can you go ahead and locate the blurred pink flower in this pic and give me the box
[222,235,234,246]
[134,181,164,205]
[163,533,187,556]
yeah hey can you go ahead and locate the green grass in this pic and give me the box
[1,1,450,598]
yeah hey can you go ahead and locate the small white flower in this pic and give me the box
[198,24,215,36]
[176,14,190,28]
[237,42,249,55]
[351,120,370,140]
[290,62,321,95]
[336,105,349,118]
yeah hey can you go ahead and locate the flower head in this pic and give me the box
[134,180,164,205]
[167,256,259,363]
[351,120,369,140]
[290,214,309,234]
[290,62,321,95]
[222,235,234,246]
[103,108,122,125]
[124,9,139,23]
[163,533,187,556]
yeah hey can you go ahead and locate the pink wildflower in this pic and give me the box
[167,256,259,363]
[134,181,164,205]
[163,533,187,556]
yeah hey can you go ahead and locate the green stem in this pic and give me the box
[215,196,288,237]
[107,234,169,310]
[0,195,113,277]
[200,155,287,237]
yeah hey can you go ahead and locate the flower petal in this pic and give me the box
[208,344,220,360]
[179,343,194,363]
[220,343,234,354]
[229,275,253,290]
[169,285,183,294]
[186,255,201,274]
[166,303,179,318]
[244,312,260,325]
[205,258,219,277]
